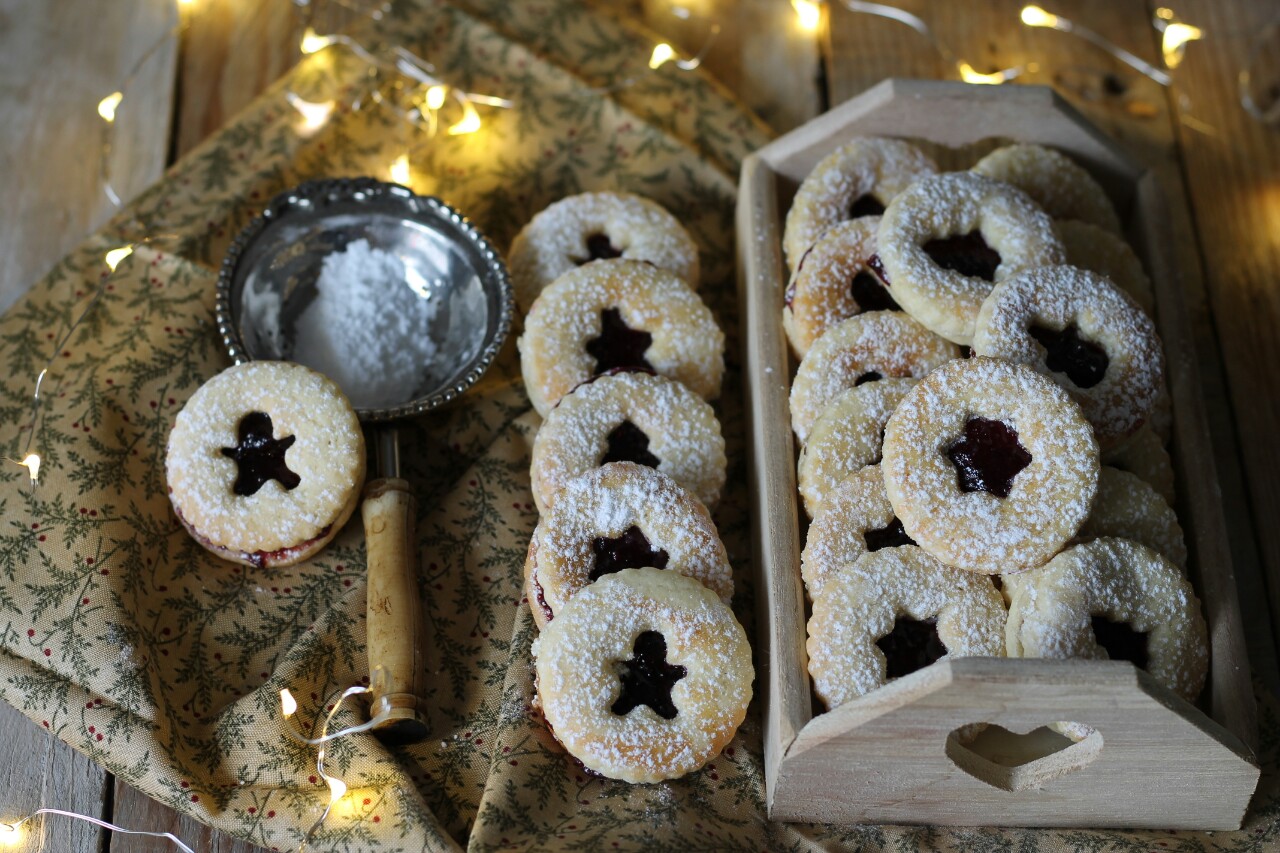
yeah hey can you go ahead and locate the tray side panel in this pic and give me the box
[736,154,811,806]
[774,659,1259,830]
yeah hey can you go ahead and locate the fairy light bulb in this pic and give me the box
[325,776,348,805]
[1161,21,1203,69]
[958,62,1013,84]
[1020,5,1060,28]
[280,689,298,717]
[424,85,448,111]
[649,42,677,69]
[389,154,411,184]
[18,453,40,486]
[300,27,332,55]
[0,822,20,847]
[97,92,124,123]
[447,100,481,135]
[104,245,133,272]
[792,0,821,31]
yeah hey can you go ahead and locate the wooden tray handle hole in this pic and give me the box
[945,722,1104,791]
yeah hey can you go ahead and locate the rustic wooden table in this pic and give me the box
[0,0,1275,849]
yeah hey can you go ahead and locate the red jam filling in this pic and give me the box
[923,231,1001,281]
[590,525,669,582]
[850,270,901,312]
[220,411,300,497]
[864,516,916,552]
[600,420,660,469]
[1029,323,1110,389]
[946,417,1032,499]
[877,616,946,679]
[610,630,687,720]
[848,194,886,219]
[573,232,622,265]
[585,308,653,375]
[854,370,883,386]
[1092,615,1149,671]
[866,254,891,285]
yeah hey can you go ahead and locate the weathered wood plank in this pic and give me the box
[639,0,824,133]
[1157,0,1280,683]
[0,0,178,310]
[0,701,106,853]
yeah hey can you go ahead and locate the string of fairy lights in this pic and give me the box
[3,0,1210,850]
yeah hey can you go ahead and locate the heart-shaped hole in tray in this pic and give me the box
[945,722,1103,791]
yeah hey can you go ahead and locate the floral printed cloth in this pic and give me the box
[0,0,1275,850]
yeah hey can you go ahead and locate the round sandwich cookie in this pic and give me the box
[874,171,1065,345]
[508,191,700,313]
[523,462,733,630]
[881,357,1099,574]
[166,361,366,568]
[529,369,725,515]
[532,568,753,784]
[806,546,1006,709]
[1004,537,1207,702]
[783,137,938,270]
[518,259,724,417]
[971,143,1123,234]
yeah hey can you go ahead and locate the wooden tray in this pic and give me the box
[735,79,1261,830]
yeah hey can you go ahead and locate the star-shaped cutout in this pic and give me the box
[1029,323,1110,388]
[585,308,653,375]
[590,525,669,582]
[877,616,947,679]
[600,420,660,469]
[923,231,1002,281]
[611,630,687,720]
[220,411,300,497]
[945,417,1031,498]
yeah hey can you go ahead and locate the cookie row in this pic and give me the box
[511,193,751,784]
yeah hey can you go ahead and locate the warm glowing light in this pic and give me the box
[104,245,133,272]
[649,42,677,70]
[325,776,348,804]
[286,93,335,132]
[1155,7,1174,19]
[958,62,1016,84]
[389,155,411,184]
[448,100,482,135]
[280,689,298,717]
[1020,5,1059,28]
[792,0,822,31]
[0,822,21,846]
[300,27,333,55]
[1161,21,1203,69]
[97,92,124,123]
[18,454,41,485]
[424,85,448,111]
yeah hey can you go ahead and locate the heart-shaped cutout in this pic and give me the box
[945,722,1103,791]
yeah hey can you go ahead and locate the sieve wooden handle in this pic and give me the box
[363,476,430,744]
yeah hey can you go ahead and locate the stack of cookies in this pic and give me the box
[510,192,753,783]
[781,139,1206,715]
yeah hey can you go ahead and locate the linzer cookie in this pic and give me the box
[508,191,700,313]
[1076,467,1187,572]
[972,264,1163,449]
[971,143,1123,234]
[806,545,1006,709]
[783,217,898,357]
[788,311,957,443]
[874,171,1065,345]
[1005,537,1207,702]
[165,361,365,568]
[523,462,732,630]
[783,137,937,270]
[529,370,725,515]
[532,568,752,783]
[881,357,1099,574]
[518,258,724,417]
[1057,220,1155,316]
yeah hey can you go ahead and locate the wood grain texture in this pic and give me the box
[108,778,265,853]
[1158,0,1280,685]
[0,701,106,853]
[639,0,824,133]
[0,0,178,311]
[739,78,1260,828]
